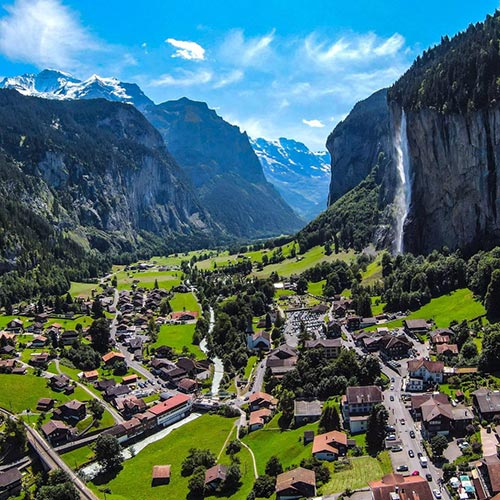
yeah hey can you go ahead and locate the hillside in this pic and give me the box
[0,89,217,304]
[251,137,330,220]
[144,98,304,238]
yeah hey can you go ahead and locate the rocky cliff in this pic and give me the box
[144,98,303,238]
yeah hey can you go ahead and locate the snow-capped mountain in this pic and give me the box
[251,137,331,220]
[0,69,153,108]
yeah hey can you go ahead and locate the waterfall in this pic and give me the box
[394,109,411,253]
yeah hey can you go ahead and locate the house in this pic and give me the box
[204,464,228,490]
[81,370,99,382]
[379,334,413,359]
[148,394,193,428]
[407,359,444,389]
[115,397,147,418]
[249,392,278,411]
[177,378,197,394]
[361,317,378,328]
[266,345,298,378]
[96,378,116,392]
[346,315,361,331]
[122,374,139,385]
[429,328,453,343]
[369,473,433,500]
[303,430,315,445]
[104,384,131,400]
[34,313,48,323]
[323,320,342,338]
[171,311,198,322]
[249,408,273,431]
[0,359,16,373]
[60,330,79,345]
[294,400,322,426]
[49,374,73,394]
[436,343,459,357]
[41,420,73,445]
[477,455,500,497]
[312,430,348,461]
[304,339,342,359]
[102,351,126,365]
[275,467,316,500]
[0,468,22,500]
[247,330,271,350]
[151,465,171,486]
[342,385,383,434]
[105,417,145,444]
[472,388,500,421]
[31,335,48,348]
[404,319,429,336]
[29,352,49,368]
[57,400,86,422]
[6,318,23,332]
[36,398,54,412]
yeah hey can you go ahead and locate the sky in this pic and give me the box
[0,0,497,150]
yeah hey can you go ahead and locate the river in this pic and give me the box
[199,306,224,398]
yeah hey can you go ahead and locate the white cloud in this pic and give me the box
[218,29,275,68]
[212,69,243,89]
[0,0,101,70]
[166,38,205,61]
[150,69,212,87]
[302,119,325,128]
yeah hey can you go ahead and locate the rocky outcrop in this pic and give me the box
[327,89,391,205]
[392,102,500,254]
[144,98,303,238]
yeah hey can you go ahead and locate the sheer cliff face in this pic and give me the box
[327,89,391,205]
[396,103,500,254]
[0,90,215,253]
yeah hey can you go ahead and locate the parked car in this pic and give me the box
[390,395,394,401]
[409,430,415,438]
[412,471,420,476]
[385,425,396,432]
[417,452,423,458]
[386,434,397,441]
[391,445,403,452]
[408,450,415,458]
[433,489,442,499]
[400,418,406,425]
[426,473,433,482]
[396,465,409,472]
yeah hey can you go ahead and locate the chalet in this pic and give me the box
[477,455,500,498]
[304,338,342,359]
[148,394,193,428]
[379,334,413,359]
[102,351,126,366]
[6,318,23,332]
[49,374,73,394]
[247,330,271,350]
[37,398,55,412]
[29,352,49,368]
[96,378,116,392]
[159,366,186,383]
[266,345,298,378]
[312,430,348,461]
[31,335,48,348]
[369,473,433,500]
[0,468,22,500]
[81,370,99,383]
[122,374,139,385]
[0,359,16,373]
[249,392,277,411]
[436,343,459,357]
[294,400,322,426]
[342,385,383,434]
[323,320,342,338]
[41,420,73,445]
[360,317,377,328]
[177,378,197,394]
[276,467,316,500]
[128,338,143,353]
[155,345,174,358]
[55,400,86,422]
[311,304,329,315]
[151,465,171,486]
[104,384,131,401]
[60,330,79,345]
[404,319,429,336]
[406,359,444,391]
[105,417,144,444]
[332,300,352,317]
[249,408,272,431]
[34,313,49,323]
[150,358,175,373]
[472,388,500,421]
[346,315,361,331]
[204,464,227,491]
[171,311,198,322]
[176,357,196,374]
[115,396,147,417]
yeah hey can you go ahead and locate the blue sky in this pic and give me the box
[0,0,497,149]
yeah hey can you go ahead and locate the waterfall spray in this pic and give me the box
[394,110,411,253]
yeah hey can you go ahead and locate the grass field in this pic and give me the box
[361,255,383,286]
[366,288,486,331]
[169,292,201,314]
[114,270,182,291]
[62,444,95,469]
[69,282,100,299]
[244,356,258,380]
[308,280,326,296]
[321,452,392,494]
[153,323,203,358]
[89,415,237,500]
[254,246,355,278]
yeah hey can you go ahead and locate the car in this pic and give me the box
[409,430,416,438]
[391,377,395,382]
[396,465,409,472]
[412,471,420,476]
[408,450,415,458]
[391,446,403,452]
[385,425,396,432]
[433,489,442,499]
[426,473,433,482]
[400,418,406,425]
[390,395,395,401]
[390,385,394,390]
[417,452,423,458]
[386,434,397,441]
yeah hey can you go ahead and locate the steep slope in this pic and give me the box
[388,11,500,254]
[250,137,330,220]
[0,69,153,108]
[0,89,216,303]
[144,98,304,238]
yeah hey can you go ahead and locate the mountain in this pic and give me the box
[0,69,153,108]
[2,70,302,239]
[387,11,500,254]
[250,137,330,220]
[143,98,304,238]
[0,89,217,304]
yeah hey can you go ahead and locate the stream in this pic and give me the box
[199,306,224,398]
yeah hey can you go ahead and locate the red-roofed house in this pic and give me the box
[369,473,433,500]
[102,351,126,365]
[312,430,348,461]
[276,467,316,500]
[249,408,273,432]
[249,392,278,411]
[148,393,193,428]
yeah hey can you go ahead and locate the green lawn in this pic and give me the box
[89,415,237,500]
[366,288,486,331]
[254,246,355,278]
[115,270,182,291]
[244,356,258,380]
[308,280,326,296]
[321,452,392,495]
[69,281,100,299]
[242,414,318,474]
[361,255,383,286]
[0,315,32,329]
[169,292,201,314]
[61,444,95,469]
[153,323,203,358]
